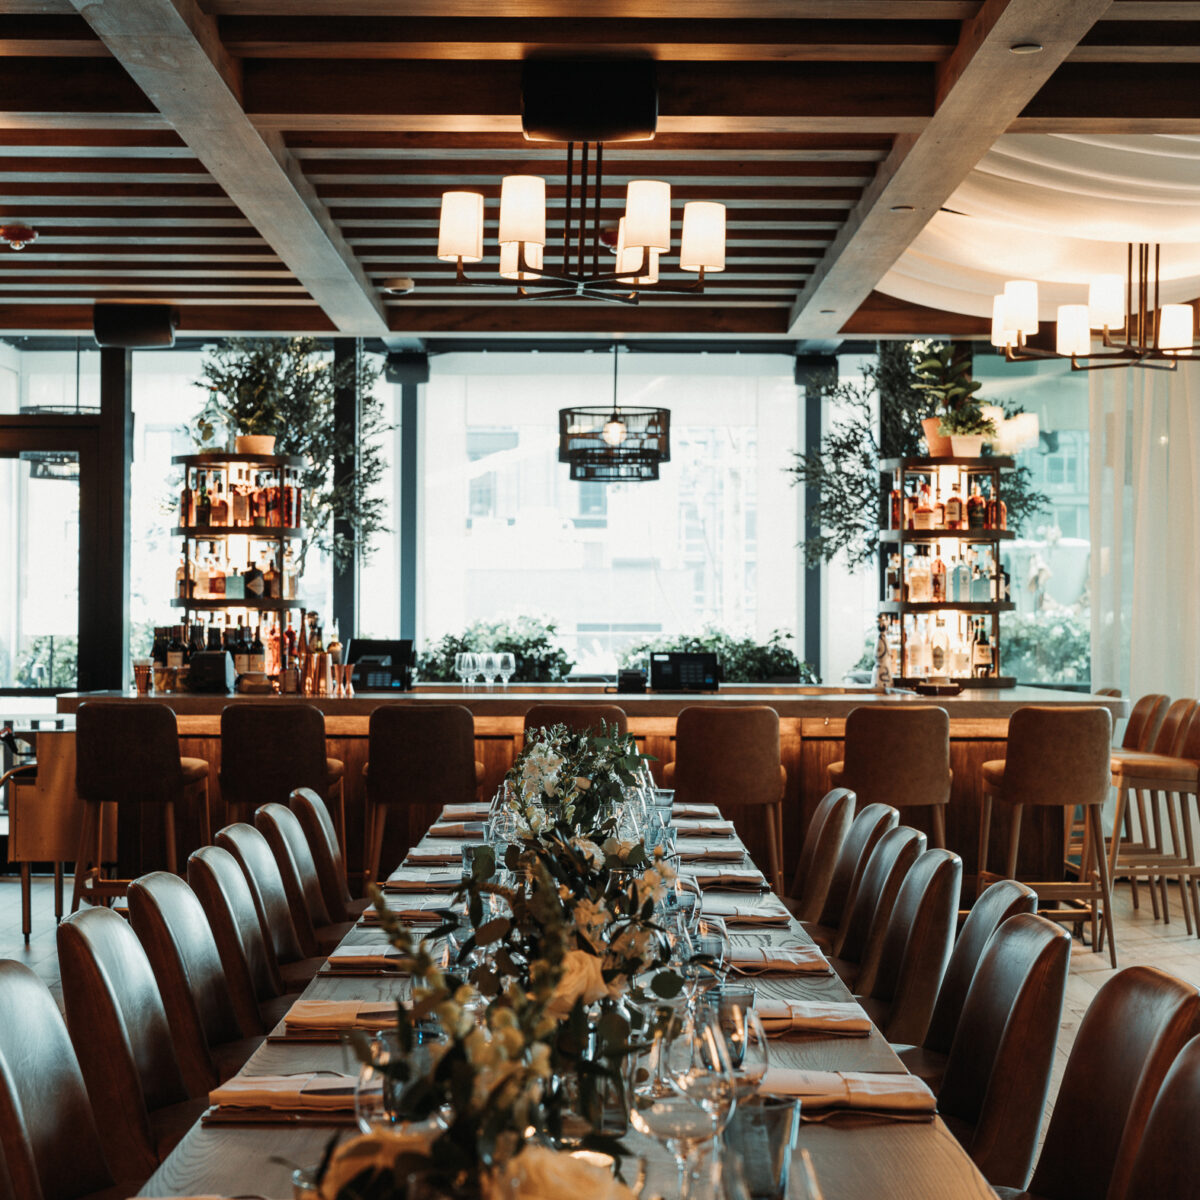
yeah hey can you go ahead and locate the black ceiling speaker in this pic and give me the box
[92,302,180,348]
[521,59,657,144]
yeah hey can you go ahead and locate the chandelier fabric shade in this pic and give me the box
[436,191,484,263]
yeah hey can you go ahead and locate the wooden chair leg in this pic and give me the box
[931,805,946,850]
[333,775,347,858]
[1182,793,1200,935]
[1089,804,1119,968]
[20,862,31,945]
[765,804,783,896]
[53,863,63,922]
[1141,789,1161,920]
[164,802,178,875]
[978,789,994,898]
[367,803,387,890]
[71,801,98,913]
[1165,791,1193,933]
[1005,805,1023,880]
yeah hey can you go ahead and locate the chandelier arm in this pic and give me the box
[563,141,574,278]
[577,142,589,278]
[593,142,603,280]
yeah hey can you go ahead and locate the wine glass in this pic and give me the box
[453,651,469,688]
[480,651,499,691]
[683,917,731,998]
[355,1035,445,1135]
[497,651,515,688]
[697,982,768,1099]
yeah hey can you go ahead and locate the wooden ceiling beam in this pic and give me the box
[386,303,790,335]
[68,0,387,334]
[1016,62,1200,123]
[788,0,1112,338]
[201,2,980,17]
[840,290,990,336]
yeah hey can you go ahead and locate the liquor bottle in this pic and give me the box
[903,489,916,531]
[151,626,167,667]
[188,622,204,658]
[930,617,949,675]
[328,621,342,666]
[931,547,947,602]
[282,547,297,599]
[250,624,266,673]
[284,469,301,529]
[966,483,987,530]
[233,620,250,675]
[180,473,193,527]
[944,480,963,531]
[284,613,298,662]
[309,618,324,655]
[950,618,971,677]
[986,490,1008,531]
[889,480,901,530]
[210,476,229,527]
[231,466,251,527]
[913,489,934,531]
[908,547,932,603]
[871,615,892,689]
[251,473,266,527]
[206,620,221,651]
[194,472,211,527]
[933,488,945,529]
[209,547,226,597]
[175,554,188,599]
[910,616,931,678]
[264,552,280,600]
[887,554,902,602]
[972,620,994,677]
[166,625,185,670]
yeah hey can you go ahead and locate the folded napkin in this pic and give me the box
[442,802,491,820]
[384,867,462,893]
[729,945,831,975]
[360,896,454,926]
[758,1068,935,1115]
[427,821,485,839]
[684,866,766,891]
[672,803,722,819]
[677,840,744,863]
[209,1073,358,1112]
[757,999,871,1037]
[700,894,791,926]
[674,817,736,838]
[326,944,408,971]
[285,1000,401,1033]
[405,845,462,865]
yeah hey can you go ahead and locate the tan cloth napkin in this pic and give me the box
[758,1068,935,1114]
[674,817,736,838]
[327,944,408,970]
[360,896,453,926]
[700,894,790,925]
[677,839,744,863]
[672,803,722,819]
[729,944,831,975]
[384,867,462,892]
[405,844,462,865]
[757,999,871,1037]
[209,1073,358,1111]
[285,1000,401,1033]
[442,802,491,820]
[427,821,485,839]
[684,866,766,891]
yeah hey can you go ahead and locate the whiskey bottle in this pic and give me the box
[175,554,188,599]
[933,488,945,529]
[179,473,193,527]
[889,479,901,530]
[249,625,266,673]
[931,548,947,602]
[966,483,987,530]
[194,472,211,527]
[210,475,229,527]
[913,487,935,531]
[944,480,963,531]
[233,620,250,675]
[972,619,994,676]
[166,625,185,670]
[231,466,251,527]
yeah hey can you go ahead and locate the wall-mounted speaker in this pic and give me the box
[92,303,180,348]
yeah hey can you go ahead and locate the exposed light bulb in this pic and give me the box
[602,418,627,447]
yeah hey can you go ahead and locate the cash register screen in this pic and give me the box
[649,652,720,692]
[348,638,413,689]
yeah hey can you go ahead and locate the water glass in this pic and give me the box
[699,982,769,1097]
[480,651,499,690]
[722,1096,801,1200]
[461,842,492,884]
[497,651,515,687]
[355,1035,441,1135]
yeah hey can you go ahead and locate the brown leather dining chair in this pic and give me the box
[290,786,366,924]
[219,702,346,849]
[897,877,1038,1089]
[187,844,303,1036]
[364,704,478,887]
[215,821,326,987]
[127,870,264,1096]
[72,699,210,911]
[827,705,952,847]
[57,906,208,1182]
[522,703,629,738]
[856,847,962,1046]
[828,824,926,992]
[785,788,855,923]
[664,705,787,893]
[0,960,134,1200]
[255,802,357,953]
[936,913,1070,1190]
[992,965,1200,1200]
[800,802,899,943]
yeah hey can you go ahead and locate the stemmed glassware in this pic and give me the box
[679,917,731,999]
[454,651,479,690]
[480,651,499,691]
[497,651,515,688]
[697,982,769,1099]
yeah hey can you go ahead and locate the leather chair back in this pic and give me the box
[924,878,1038,1055]
[0,961,114,1200]
[187,844,282,1035]
[290,786,354,922]
[836,825,926,982]
[523,703,628,738]
[215,821,306,965]
[255,801,333,957]
[128,870,244,1096]
[863,847,962,1045]
[671,706,783,811]
[937,913,1070,1190]
[219,703,330,816]
[75,699,185,804]
[1150,697,1197,756]
[814,802,899,929]
[57,906,190,1181]
[788,788,855,923]
[1001,707,1112,808]
[840,705,951,809]
[1029,965,1200,1200]
[1172,701,1200,762]
[1122,693,1168,752]
[1121,1033,1200,1200]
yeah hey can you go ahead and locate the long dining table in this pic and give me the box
[138,805,997,1200]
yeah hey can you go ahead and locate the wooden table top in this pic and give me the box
[137,819,996,1200]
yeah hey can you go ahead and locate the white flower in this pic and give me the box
[570,837,604,869]
[546,949,616,1018]
[573,898,612,951]
[490,1145,635,1200]
[320,1129,439,1199]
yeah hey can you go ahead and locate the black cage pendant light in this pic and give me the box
[558,346,670,483]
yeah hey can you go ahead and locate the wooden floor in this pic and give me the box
[5,872,1199,1137]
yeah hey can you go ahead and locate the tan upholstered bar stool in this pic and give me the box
[827,705,952,848]
[72,700,210,911]
[978,705,1117,967]
[664,705,787,893]
[363,704,478,887]
[523,703,628,738]
[219,703,345,851]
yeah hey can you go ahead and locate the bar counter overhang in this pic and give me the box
[53,683,1128,888]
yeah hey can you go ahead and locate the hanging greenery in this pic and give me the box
[189,337,390,573]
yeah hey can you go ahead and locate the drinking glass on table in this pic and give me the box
[698,981,768,1098]
[355,1035,445,1135]
[453,652,471,689]
[680,922,730,999]
[480,651,499,691]
[497,651,515,688]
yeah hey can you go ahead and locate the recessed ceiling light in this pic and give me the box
[890,205,915,212]
[381,276,416,295]
[1010,42,1043,54]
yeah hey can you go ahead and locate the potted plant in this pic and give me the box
[938,403,998,458]
[914,344,984,457]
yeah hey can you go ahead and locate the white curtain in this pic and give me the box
[1089,365,1200,701]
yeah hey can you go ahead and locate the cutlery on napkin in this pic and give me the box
[284,1000,402,1034]
[728,944,832,975]
[209,1073,358,1112]
[325,944,408,971]
[684,866,767,891]
[757,998,871,1037]
[674,817,736,838]
[427,821,485,839]
[383,867,462,893]
[700,894,790,925]
[441,803,491,820]
[676,840,745,863]
[758,1068,935,1117]
[671,803,722,819]
[405,846,462,865]
[359,898,454,927]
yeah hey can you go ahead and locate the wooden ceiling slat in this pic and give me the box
[0,128,187,147]
[1018,62,1200,123]
[0,300,338,332]
[201,2,980,18]
[318,184,860,205]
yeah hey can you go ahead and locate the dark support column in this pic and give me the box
[332,338,360,640]
[385,351,429,642]
[81,347,132,691]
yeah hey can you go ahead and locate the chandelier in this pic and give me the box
[990,244,1198,371]
[558,346,670,482]
[435,61,726,305]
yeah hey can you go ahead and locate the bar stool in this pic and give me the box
[827,705,952,848]
[363,704,477,887]
[665,705,787,894]
[978,705,1117,966]
[219,703,345,851]
[523,703,629,738]
[72,700,210,912]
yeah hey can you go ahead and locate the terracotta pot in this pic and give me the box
[235,434,276,456]
[950,434,984,458]
[922,417,952,457]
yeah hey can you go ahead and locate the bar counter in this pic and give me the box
[54,684,1127,888]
